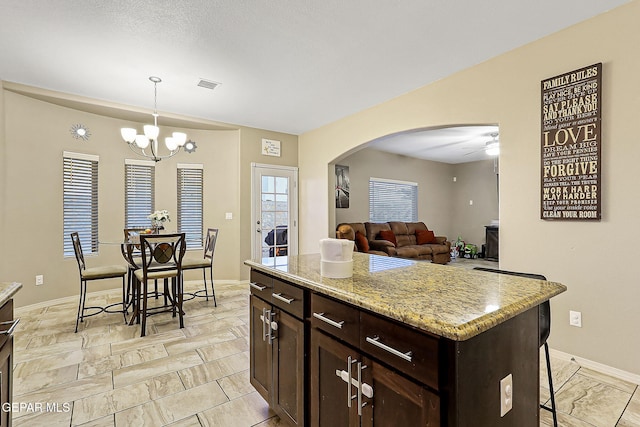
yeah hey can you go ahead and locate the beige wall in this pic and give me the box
[299,2,640,375]
[451,159,499,246]
[0,87,297,307]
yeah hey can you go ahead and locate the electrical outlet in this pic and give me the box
[569,310,582,327]
[35,275,44,286]
[500,374,513,417]
[469,200,473,205]
[225,212,233,220]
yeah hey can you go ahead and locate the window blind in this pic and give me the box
[177,164,204,250]
[63,152,99,257]
[125,159,155,228]
[369,177,418,223]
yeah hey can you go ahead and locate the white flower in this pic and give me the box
[148,210,170,222]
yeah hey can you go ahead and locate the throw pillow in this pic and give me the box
[378,230,397,246]
[355,231,369,252]
[416,229,436,244]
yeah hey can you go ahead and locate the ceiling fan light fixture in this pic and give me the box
[486,141,499,156]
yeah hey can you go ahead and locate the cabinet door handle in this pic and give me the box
[312,312,344,329]
[261,308,267,342]
[365,335,413,362]
[0,319,19,336]
[357,361,363,415]
[250,282,267,291]
[266,310,274,344]
[272,293,294,304]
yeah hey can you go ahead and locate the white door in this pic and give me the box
[251,163,298,264]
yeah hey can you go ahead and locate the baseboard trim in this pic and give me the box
[15,279,245,315]
[549,348,640,386]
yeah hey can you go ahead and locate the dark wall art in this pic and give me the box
[541,63,602,221]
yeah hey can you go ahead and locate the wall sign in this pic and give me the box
[262,138,281,157]
[541,63,602,221]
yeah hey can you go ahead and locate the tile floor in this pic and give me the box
[11,270,640,426]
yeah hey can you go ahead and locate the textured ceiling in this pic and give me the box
[0,0,629,161]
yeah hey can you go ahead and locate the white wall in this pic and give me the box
[298,3,640,375]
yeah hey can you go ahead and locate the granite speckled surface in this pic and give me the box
[245,253,566,341]
[0,282,22,307]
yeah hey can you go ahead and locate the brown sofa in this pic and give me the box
[338,221,450,264]
[336,222,388,256]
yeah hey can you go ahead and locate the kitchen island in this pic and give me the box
[245,253,566,426]
[0,282,22,426]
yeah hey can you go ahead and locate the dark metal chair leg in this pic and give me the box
[202,269,209,301]
[75,280,84,333]
[543,342,558,427]
[210,267,216,307]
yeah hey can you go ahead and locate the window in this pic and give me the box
[369,177,418,222]
[177,164,204,249]
[63,152,99,257]
[125,159,155,228]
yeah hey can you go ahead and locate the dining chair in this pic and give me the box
[133,233,186,337]
[123,227,165,305]
[182,228,219,306]
[71,232,128,333]
[473,267,558,427]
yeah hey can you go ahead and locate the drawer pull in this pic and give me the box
[313,312,344,329]
[272,293,294,304]
[366,335,413,362]
[0,318,20,336]
[250,282,267,291]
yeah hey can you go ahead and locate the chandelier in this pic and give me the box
[120,76,196,162]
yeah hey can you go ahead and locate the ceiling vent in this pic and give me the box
[197,79,220,90]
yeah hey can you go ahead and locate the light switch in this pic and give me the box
[225,212,233,220]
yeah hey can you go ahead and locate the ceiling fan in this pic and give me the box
[463,132,499,156]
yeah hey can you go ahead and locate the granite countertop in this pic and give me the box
[0,282,22,307]
[244,253,566,341]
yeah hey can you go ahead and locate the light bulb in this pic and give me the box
[173,132,187,146]
[135,135,150,149]
[121,128,137,143]
[165,137,178,151]
[143,125,160,140]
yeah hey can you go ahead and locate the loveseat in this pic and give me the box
[337,221,450,264]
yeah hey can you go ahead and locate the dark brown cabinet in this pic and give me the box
[0,299,16,427]
[249,272,305,426]
[310,294,440,427]
[310,328,439,427]
[250,268,541,427]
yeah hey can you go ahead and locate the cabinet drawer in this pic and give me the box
[360,311,439,390]
[272,279,305,319]
[250,270,273,299]
[310,293,359,347]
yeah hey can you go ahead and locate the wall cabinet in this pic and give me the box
[249,272,305,426]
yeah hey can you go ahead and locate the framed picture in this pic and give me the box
[335,165,350,208]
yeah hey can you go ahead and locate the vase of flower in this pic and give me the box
[148,210,170,231]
